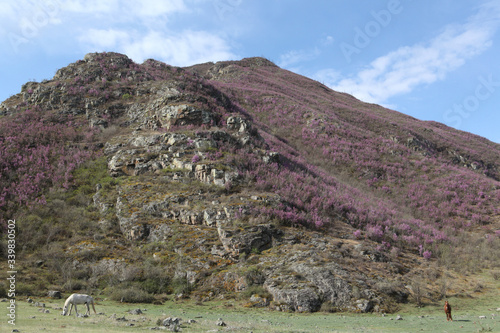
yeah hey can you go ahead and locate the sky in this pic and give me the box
[1,0,500,143]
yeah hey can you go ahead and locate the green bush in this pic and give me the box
[319,301,337,313]
[15,282,35,296]
[171,277,193,295]
[241,285,271,299]
[244,267,265,286]
[110,286,154,303]
[141,277,170,294]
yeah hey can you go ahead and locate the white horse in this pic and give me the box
[62,293,96,316]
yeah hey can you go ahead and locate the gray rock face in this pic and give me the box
[355,299,374,312]
[226,116,249,132]
[265,278,321,312]
[217,224,282,258]
[139,91,215,130]
[263,263,353,313]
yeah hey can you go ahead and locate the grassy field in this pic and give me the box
[2,290,499,333]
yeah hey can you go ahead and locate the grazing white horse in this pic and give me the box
[62,293,96,316]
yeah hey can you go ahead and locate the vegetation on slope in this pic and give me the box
[0,52,499,312]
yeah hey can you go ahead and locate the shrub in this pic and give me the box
[241,285,271,299]
[141,274,170,294]
[423,250,432,260]
[0,107,95,229]
[110,286,154,303]
[171,277,194,295]
[244,267,265,286]
[191,154,201,163]
[319,301,338,313]
[353,229,362,239]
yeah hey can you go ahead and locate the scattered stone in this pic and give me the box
[128,308,143,315]
[479,315,486,319]
[162,317,181,327]
[395,315,403,320]
[27,298,33,303]
[48,290,62,299]
[217,318,227,326]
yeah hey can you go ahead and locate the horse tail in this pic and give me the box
[91,298,96,314]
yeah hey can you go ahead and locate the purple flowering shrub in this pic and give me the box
[0,107,94,229]
[210,61,500,256]
[2,53,499,260]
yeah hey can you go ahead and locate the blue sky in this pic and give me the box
[1,0,500,143]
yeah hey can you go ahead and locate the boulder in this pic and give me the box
[226,116,249,132]
[157,104,214,129]
[47,290,62,299]
[265,278,321,313]
[217,224,282,257]
[355,299,373,313]
[128,308,142,315]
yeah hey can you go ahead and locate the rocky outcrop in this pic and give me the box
[156,104,214,129]
[106,131,242,188]
[263,262,353,313]
[226,116,250,133]
[217,223,282,258]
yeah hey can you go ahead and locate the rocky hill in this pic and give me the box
[0,52,499,312]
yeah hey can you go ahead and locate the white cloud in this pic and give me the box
[80,28,237,66]
[0,1,17,19]
[313,68,340,85]
[134,0,187,17]
[61,0,121,14]
[279,48,320,68]
[325,1,500,104]
[79,29,130,49]
[124,30,237,65]
[62,0,187,18]
[322,35,335,46]
[64,0,236,66]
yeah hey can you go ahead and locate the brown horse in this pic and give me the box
[444,300,452,321]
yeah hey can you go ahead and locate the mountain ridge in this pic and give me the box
[0,52,498,312]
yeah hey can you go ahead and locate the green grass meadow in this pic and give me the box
[2,292,499,333]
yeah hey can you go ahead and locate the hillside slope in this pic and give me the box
[0,52,499,312]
